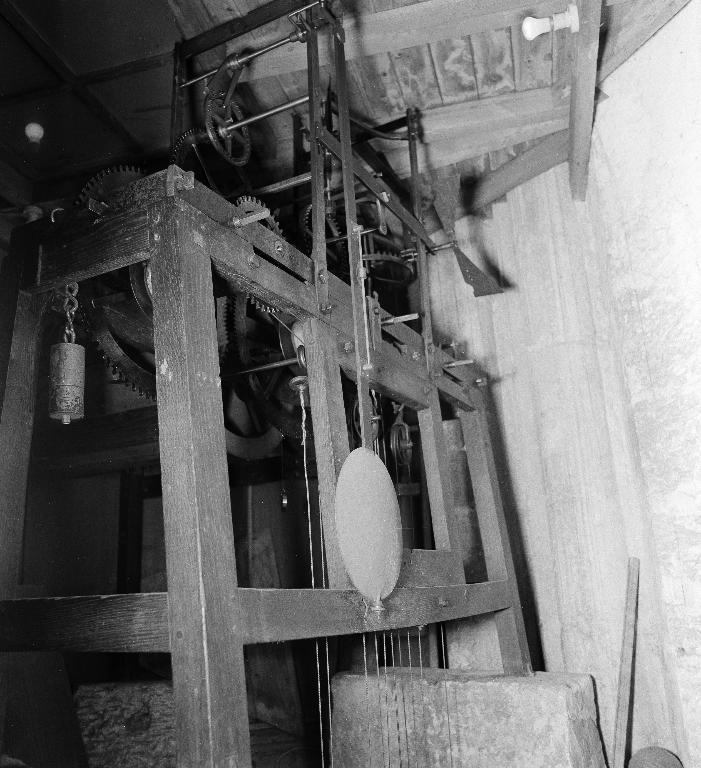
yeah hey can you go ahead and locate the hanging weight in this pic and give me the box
[49,342,85,424]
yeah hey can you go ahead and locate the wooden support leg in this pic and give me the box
[417,391,460,552]
[0,281,47,753]
[458,397,532,674]
[305,319,351,590]
[150,199,251,767]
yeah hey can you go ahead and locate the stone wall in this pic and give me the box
[429,3,701,764]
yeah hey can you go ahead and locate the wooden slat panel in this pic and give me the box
[0,581,512,652]
[430,37,479,105]
[511,22,553,90]
[150,198,251,767]
[242,0,567,81]
[469,28,515,97]
[389,45,442,110]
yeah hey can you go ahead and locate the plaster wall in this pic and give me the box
[431,2,701,764]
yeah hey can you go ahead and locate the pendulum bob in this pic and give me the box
[335,447,403,611]
[49,342,85,424]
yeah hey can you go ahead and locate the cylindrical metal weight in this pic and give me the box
[49,342,85,424]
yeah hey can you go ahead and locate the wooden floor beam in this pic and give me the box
[0,580,512,653]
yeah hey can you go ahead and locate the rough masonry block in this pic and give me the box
[332,669,606,768]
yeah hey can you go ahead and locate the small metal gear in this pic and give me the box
[235,195,283,237]
[171,127,208,166]
[75,164,143,213]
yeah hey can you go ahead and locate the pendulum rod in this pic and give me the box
[332,19,374,447]
[300,390,326,767]
[374,633,387,768]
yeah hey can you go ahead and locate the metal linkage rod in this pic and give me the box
[181,0,319,59]
[180,31,304,89]
[253,172,312,197]
[219,95,310,137]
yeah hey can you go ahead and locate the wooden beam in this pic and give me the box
[0,159,33,207]
[471,130,570,210]
[150,197,250,767]
[0,580,512,653]
[381,87,569,178]
[239,0,592,82]
[459,399,532,673]
[568,0,604,199]
[0,0,141,152]
[598,0,693,82]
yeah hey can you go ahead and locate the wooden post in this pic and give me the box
[458,395,532,674]
[0,272,47,752]
[305,318,351,590]
[417,391,460,552]
[149,198,251,767]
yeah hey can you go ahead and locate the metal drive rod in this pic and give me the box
[220,95,309,137]
[252,171,312,197]
[180,33,303,88]
[223,357,298,378]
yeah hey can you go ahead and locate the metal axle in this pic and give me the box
[219,95,310,137]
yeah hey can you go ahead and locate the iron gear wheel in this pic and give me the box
[75,164,143,212]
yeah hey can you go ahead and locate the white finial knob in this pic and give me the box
[25,122,44,144]
[522,3,579,41]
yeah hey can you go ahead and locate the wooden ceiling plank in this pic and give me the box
[598,0,693,82]
[471,129,569,210]
[243,0,567,81]
[567,0,603,199]
[429,37,479,105]
[0,0,142,153]
[379,85,568,176]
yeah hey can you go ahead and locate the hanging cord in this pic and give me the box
[406,630,417,766]
[300,392,326,767]
[363,633,373,766]
[62,283,79,343]
[374,633,388,768]
[390,633,406,767]
[417,627,428,764]
[396,632,411,768]
[440,624,455,767]
[382,632,392,767]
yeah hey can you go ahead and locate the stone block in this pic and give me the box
[332,669,606,768]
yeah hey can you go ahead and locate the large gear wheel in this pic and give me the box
[203,59,251,167]
[75,164,143,213]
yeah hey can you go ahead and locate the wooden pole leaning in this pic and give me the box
[458,391,532,674]
[149,197,252,767]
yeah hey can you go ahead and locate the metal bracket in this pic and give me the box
[165,165,195,197]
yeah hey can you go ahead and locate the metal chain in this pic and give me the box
[62,283,79,343]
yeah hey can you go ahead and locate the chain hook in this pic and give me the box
[62,282,79,344]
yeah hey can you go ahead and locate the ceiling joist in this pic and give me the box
[0,0,142,152]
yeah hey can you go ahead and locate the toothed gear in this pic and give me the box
[75,165,144,212]
[204,84,251,167]
[235,195,283,237]
[171,127,208,166]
